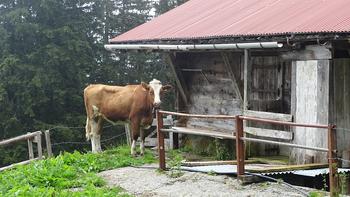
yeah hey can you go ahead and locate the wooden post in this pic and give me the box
[27,134,34,160]
[236,116,245,176]
[157,110,166,170]
[124,123,131,146]
[328,124,338,196]
[44,130,53,157]
[35,134,43,159]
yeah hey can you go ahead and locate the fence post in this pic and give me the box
[157,110,166,170]
[27,133,34,160]
[124,123,131,146]
[235,116,245,176]
[328,124,337,196]
[44,130,53,158]
[34,132,43,159]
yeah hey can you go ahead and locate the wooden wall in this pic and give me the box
[180,52,242,131]
[333,59,350,160]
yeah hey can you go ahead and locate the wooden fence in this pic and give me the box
[156,110,338,197]
[0,130,53,171]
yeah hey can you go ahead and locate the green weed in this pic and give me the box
[0,145,155,196]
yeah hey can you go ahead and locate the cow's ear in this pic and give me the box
[141,82,150,91]
[162,85,173,92]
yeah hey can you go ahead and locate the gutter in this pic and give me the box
[104,42,283,51]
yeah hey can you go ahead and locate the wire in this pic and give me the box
[51,132,126,146]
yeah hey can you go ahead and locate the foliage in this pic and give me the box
[0,145,154,196]
[0,0,186,166]
[167,149,184,178]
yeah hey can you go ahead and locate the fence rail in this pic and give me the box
[156,110,338,197]
[0,131,46,172]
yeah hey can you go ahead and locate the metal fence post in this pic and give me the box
[157,110,166,170]
[236,115,245,176]
[328,124,338,196]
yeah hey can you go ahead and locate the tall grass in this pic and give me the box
[0,145,155,196]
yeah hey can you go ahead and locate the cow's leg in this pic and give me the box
[130,119,140,156]
[140,128,145,156]
[91,118,102,153]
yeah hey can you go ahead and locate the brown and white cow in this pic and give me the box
[83,79,172,155]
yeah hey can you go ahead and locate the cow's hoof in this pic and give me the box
[131,153,137,157]
[140,152,144,156]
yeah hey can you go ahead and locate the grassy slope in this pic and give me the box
[0,145,156,197]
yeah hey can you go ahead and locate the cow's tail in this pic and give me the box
[84,86,92,141]
[85,117,91,140]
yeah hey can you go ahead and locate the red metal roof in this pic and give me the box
[110,0,350,43]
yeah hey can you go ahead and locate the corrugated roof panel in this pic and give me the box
[110,0,350,43]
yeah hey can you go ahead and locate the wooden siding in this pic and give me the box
[181,52,242,131]
[333,59,350,158]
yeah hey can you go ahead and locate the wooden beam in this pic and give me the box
[27,137,34,160]
[157,110,166,170]
[236,116,245,176]
[162,127,235,139]
[35,134,43,160]
[243,49,251,111]
[0,158,40,172]
[281,45,332,60]
[181,160,259,167]
[247,163,329,173]
[221,52,243,101]
[0,131,42,146]
[243,110,293,122]
[165,53,188,106]
[244,127,293,141]
[44,130,53,158]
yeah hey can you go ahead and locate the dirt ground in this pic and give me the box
[99,164,318,197]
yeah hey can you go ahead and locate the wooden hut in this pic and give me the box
[105,0,350,165]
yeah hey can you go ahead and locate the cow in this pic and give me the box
[83,79,172,155]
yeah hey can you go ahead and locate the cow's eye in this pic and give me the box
[150,91,154,95]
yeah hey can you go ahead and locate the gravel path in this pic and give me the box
[99,165,317,197]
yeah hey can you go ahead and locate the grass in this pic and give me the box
[0,145,155,196]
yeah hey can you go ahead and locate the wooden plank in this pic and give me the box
[124,123,131,146]
[44,130,53,158]
[165,53,188,106]
[244,127,293,141]
[0,131,42,146]
[247,163,328,173]
[221,52,243,101]
[0,158,40,172]
[35,134,43,160]
[162,127,235,140]
[27,138,34,160]
[244,110,293,122]
[243,49,251,111]
[181,160,259,167]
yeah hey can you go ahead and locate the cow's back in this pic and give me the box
[84,84,139,120]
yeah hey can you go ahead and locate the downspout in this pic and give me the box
[104,42,283,51]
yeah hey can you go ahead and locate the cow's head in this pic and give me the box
[141,79,172,108]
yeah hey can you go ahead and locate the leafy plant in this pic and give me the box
[0,145,154,196]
